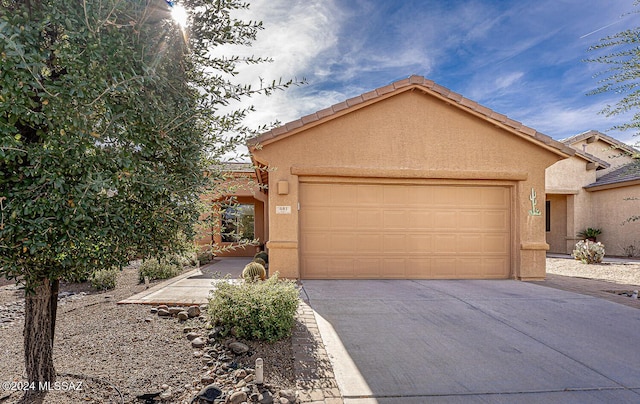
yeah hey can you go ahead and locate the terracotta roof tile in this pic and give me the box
[285,120,303,131]
[376,84,396,95]
[361,90,379,101]
[409,75,424,84]
[393,78,411,88]
[346,96,364,107]
[430,83,450,97]
[331,101,349,112]
[301,113,319,125]
[316,107,334,119]
[489,111,508,123]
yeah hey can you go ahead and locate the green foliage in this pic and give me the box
[586,3,640,135]
[0,0,297,291]
[197,250,214,265]
[254,251,269,264]
[572,240,606,264]
[577,228,602,240]
[138,258,182,283]
[242,261,266,282]
[208,274,299,342]
[90,267,118,291]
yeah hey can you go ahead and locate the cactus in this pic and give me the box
[572,240,605,264]
[253,257,267,267]
[242,262,266,282]
[254,251,268,264]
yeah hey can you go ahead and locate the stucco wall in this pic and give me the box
[253,89,566,279]
[589,185,640,257]
[571,138,635,178]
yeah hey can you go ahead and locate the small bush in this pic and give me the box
[138,259,182,283]
[208,274,299,342]
[572,240,605,264]
[91,268,118,291]
[197,250,214,265]
[254,251,268,264]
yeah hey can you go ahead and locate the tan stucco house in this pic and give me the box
[231,75,575,280]
[546,130,640,256]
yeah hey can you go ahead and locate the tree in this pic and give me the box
[0,0,292,401]
[587,3,640,141]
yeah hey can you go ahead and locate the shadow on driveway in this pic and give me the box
[301,279,640,403]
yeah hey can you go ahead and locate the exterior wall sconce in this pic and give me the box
[277,181,289,195]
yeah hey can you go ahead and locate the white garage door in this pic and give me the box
[299,182,511,279]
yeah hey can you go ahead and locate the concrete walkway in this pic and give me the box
[301,279,640,403]
[118,257,250,305]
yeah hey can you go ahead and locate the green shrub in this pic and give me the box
[62,269,92,284]
[572,240,605,264]
[90,268,119,291]
[138,259,182,283]
[577,227,602,241]
[242,261,266,281]
[197,250,214,265]
[208,274,299,342]
[254,251,268,264]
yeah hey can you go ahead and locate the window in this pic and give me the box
[221,203,255,242]
[545,200,551,232]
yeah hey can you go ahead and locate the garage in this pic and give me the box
[248,75,574,280]
[299,181,512,279]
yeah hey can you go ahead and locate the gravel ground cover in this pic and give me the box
[0,262,295,403]
[1,257,639,403]
[546,257,640,286]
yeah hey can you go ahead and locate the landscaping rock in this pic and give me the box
[168,307,184,315]
[191,337,206,349]
[187,305,201,317]
[259,390,274,404]
[195,384,223,402]
[186,332,201,341]
[177,311,189,321]
[157,309,171,317]
[228,341,249,354]
[279,389,296,403]
[229,391,247,404]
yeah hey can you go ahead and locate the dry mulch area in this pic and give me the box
[0,263,295,403]
[546,257,640,286]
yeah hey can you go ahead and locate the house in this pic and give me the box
[545,130,640,256]
[237,75,574,280]
[196,163,268,257]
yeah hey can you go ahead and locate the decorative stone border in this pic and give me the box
[293,301,343,404]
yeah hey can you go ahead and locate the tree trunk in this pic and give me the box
[20,278,58,403]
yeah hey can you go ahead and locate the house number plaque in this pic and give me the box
[528,188,541,216]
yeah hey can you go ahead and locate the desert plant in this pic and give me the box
[253,257,267,267]
[572,240,606,264]
[254,251,269,264]
[138,259,183,283]
[623,244,638,258]
[208,274,299,342]
[577,228,602,241]
[197,250,215,265]
[90,268,119,291]
[242,262,267,282]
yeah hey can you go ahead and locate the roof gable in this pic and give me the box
[562,130,639,157]
[248,75,574,158]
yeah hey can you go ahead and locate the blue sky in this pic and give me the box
[217,0,639,147]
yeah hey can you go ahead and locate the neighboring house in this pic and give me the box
[546,130,640,256]
[243,75,574,280]
[196,163,267,257]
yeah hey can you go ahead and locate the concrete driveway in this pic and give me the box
[301,280,640,403]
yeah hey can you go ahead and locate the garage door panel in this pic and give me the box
[483,234,509,254]
[357,209,382,228]
[383,210,407,229]
[331,234,356,252]
[303,208,332,229]
[383,234,407,252]
[357,185,383,205]
[331,210,356,228]
[433,235,457,253]
[300,182,511,279]
[356,234,383,252]
[483,211,509,229]
[354,259,381,278]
